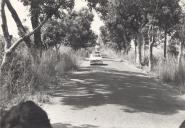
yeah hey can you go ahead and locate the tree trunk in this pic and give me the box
[5,0,41,64]
[1,0,62,68]
[122,27,129,53]
[55,44,61,60]
[178,41,184,66]
[164,29,167,59]
[30,47,41,65]
[136,33,143,66]
[0,52,13,98]
[31,0,42,58]
[117,42,122,52]
[1,0,12,73]
[142,37,145,63]
[5,0,32,47]
[149,36,154,71]
[138,41,142,66]
[134,38,137,63]
[31,0,42,47]
[0,53,12,99]
[0,0,13,99]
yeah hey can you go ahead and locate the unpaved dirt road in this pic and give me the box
[43,57,185,128]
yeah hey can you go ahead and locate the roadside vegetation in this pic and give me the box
[0,43,85,106]
[101,44,185,92]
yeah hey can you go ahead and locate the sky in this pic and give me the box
[0,0,104,37]
[74,0,104,35]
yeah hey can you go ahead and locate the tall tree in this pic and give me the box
[67,8,97,49]
[99,26,111,46]
[155,0,181,58]
[172,13,185,65]
[97,0,148,63]
[20,0,74,55]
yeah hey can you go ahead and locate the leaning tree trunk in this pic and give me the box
[1,0,12,75]
[1,0,63,68]
[5,0,39,65]
[0,0,14,99]
[0,0,63,81]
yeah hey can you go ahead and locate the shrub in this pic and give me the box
[101,46,121,58]
[123,50,136,64]
[156,56,178,82]
[155,56,185,92]
[176,59,185,91]
[54,51,80,74]
[2,51,33,97]
[75,48,89,58]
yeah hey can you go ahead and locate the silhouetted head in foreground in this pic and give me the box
[180,120,185,128]
[0,101,52,128]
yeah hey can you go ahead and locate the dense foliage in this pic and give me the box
[98,0,181,52]
[42,8,97,50]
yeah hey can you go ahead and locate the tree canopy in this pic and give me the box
[42,8,97,50]
[98,0,181,52]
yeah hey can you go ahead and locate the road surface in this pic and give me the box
[43,57,185,128]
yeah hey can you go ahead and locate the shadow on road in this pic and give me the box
[53,123,98,128]
[51,67,185,115]
[90,64,108,66]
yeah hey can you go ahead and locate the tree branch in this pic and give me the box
[6,15,49,53]
[5,0,32,48]
[5,2,63,54]
[5,0,33,49]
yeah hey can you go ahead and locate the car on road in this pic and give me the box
[89,52,103,65]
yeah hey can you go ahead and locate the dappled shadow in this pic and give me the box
[51,66,185,115]
[53,123,98,128]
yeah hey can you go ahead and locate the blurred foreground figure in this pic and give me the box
[0,101,52,128]
[180,120,185,128]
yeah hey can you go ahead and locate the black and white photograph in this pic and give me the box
[1,0,185,128]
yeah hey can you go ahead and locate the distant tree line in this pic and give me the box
[97,0,184,70]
